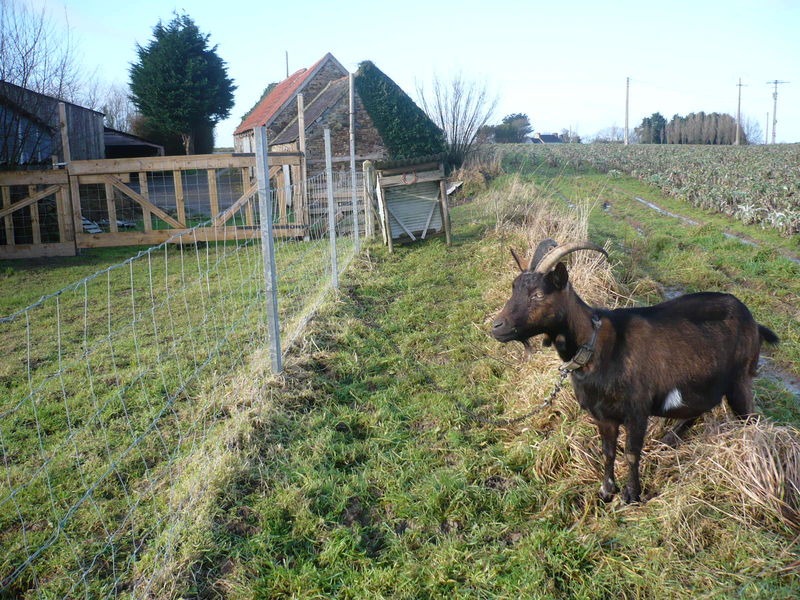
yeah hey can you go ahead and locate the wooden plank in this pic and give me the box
[386,205,417,241]
[378,162,441,176]
[0,185,61,220]
[242,168,254,226]
[67,152,301,176]
[277,166,288,224]
[103,175,184,229]
[379,167,445,188]
[207,169,220,218]
[58,102,71,163]
[173,170,185,226]
[28,185,42,244]
[138,172,152,231]
[0,242,76,259]
[439,179,452,246]
[78,174,130,185]
[2,187,14,246]
[375,176,392,252]
[0,171,69,186]
[104,181,118,232]
[69,175,83,238]
[55,187,68,242]
[214,183,258,226]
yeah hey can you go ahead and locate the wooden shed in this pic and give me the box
[371,156,451,251]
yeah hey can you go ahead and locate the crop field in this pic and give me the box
[1,163,799,598]
[501,143,800,236]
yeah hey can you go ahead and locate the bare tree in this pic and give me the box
[0,0,85,165]
[416,72,497,167]
[100,83,137,132]
[742,116,763,145]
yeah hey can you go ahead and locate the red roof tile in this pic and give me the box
[234,55,327,135]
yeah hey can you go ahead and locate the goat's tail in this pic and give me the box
[758,324,779,345]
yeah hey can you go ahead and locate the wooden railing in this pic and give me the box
[0,152,305,259]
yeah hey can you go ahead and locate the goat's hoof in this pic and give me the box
[622,487,641,504]
[660,431,682,448]
[599,482,618,502]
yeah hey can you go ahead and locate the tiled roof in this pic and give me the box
[234,55,328,135]
[271,77,348,145]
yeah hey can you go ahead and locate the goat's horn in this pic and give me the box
[534,241,608,274]
[528,239,558,271]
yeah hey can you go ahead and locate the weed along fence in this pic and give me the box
[0,127,372,598]
[0,151,306,259]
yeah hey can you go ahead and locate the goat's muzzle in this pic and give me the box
[491,318,518,343]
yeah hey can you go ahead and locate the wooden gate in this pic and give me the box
[0,152,306,259]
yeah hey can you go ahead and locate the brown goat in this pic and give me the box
[491,239,779,503]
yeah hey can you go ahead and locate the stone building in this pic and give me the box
[233,53,444,175]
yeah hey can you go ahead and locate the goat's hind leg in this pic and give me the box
[726,377,755,420]
[596,419,619,502]
[659,418,697,448]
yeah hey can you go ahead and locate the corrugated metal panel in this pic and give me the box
[385,181,442,239]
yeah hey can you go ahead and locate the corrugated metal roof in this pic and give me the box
[385,181,442,239]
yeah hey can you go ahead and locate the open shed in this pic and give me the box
[372,155,451,251]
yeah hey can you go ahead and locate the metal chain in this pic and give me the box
[457,367,571,427]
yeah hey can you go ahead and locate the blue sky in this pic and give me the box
[39,0,800,144]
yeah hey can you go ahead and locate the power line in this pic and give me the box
[766,80,789,143]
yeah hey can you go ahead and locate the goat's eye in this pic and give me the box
[533,291,544,300]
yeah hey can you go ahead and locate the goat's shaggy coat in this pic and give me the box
[492,240,779,503]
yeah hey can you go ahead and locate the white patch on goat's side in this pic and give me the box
[663,388,684,412]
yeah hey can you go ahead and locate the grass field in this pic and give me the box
[2,163,798,598]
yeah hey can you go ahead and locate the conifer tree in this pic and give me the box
[129,14,235,154]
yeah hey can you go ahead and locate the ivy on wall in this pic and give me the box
[354,61,445,160]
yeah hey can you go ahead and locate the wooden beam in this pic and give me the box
[28,185,41,244]
[55,187,69,242]
[0,241,76,259]
[173,170,185,227]
[104,181,118,232]
[69,175,83,238]
[0,171,68,186]
[214,183,257,226]
[0,185,61,220]
[58,102,71,163]
[439,178,452,246]
[207,169,220,218]
[75,225,304,248]
[2,186,14,246]
[139,172,152,232]
[242,168,254,226]
[379,167,445,188]
[67,152,300,176]
[378,162,441,176]
[386,205,416,241]
[103,175,184,229]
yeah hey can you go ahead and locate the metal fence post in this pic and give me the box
[348,73,360,252]
[254,126,282,374]
[324,128,339,288]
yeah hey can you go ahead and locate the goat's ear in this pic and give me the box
[546,262,569,290]
[510,248,526,272]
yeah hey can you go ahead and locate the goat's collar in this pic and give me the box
[560,314,602,372]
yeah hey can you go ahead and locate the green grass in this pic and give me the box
[2,167,798,598]
[180,188,798,598]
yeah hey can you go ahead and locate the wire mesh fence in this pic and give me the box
[0,154,368,598]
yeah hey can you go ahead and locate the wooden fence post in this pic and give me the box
[362,160,375,239]
[254,126,282,374]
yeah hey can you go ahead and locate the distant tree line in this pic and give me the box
[635,111,747,145]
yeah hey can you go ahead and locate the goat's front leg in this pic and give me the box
[596,419,619,501]
[623,417,647,503]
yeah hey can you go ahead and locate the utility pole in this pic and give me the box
[624,77,630,145]
[734,78,745,145]
[766,80,789,144]
[285,51,289,78]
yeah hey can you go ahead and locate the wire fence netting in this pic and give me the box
[0,164,368,598]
